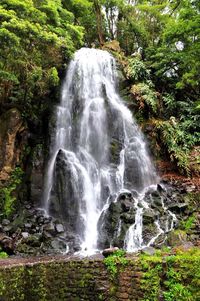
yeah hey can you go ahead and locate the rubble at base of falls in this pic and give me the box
[0,179,199,257]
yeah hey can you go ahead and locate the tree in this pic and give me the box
[0,0,84,118]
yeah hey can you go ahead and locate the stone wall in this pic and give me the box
[0,255,143,301]
[0,250,199,301]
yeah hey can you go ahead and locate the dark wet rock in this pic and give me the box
[25,204,31,210]
[143,209,158,225]
[55,224,64,233]
[51,239,66,251]
[131,190,139,198]
[43,231,53,239]
[151,191,160,198]
[97,191,138,249]
[159,213,175,230]
[49,149,84,238]
[117,192,132,201]
[2,219,10,226]
[121,212,135,224]
[124,155,144,191]
[151,197,163,212]
[117,192,136,212]
[0,233,15,255]
[145,186,157,196]
[61,233,82,253]
[24,223,32,229]
[102,247,119,257]
[43,217,52,224]
[26,233,42,247]
[167,230,187,247]
[152,233,167,248]
[43,222,55,233]
[138,202,143,208]
[37,216,45,224]
[157,183,165,193]
[121,199,134,212]
[110,138,123,164]
[141,246,156,256]
[143,223,158,245]
[35,210,45,218]
[21,232,29,239]
[3,225,12,232]
[30,144,45,205]
[167,202,188,213]
[97,201,121,249]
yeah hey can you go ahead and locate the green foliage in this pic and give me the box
[0,167,23,218]
[0,0,199,174]
[126,57,150,82]
[83,0,200,171]
[180,215,196,232]
[0,0,84,119]
[0,250,8,258]
[126,56,160,116]
[154,117,199,174]
[140,253,162,301]
[140,248,200,301]
[163,249,200,301]
[104,249,128,279]
[131,82,159,115]
[47,67,59,87]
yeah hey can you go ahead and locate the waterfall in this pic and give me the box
[43,48,162,254]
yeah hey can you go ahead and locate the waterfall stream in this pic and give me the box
[43,48,174,254]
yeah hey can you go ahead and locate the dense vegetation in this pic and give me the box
[0,0,199,172]
[0,0,83,120]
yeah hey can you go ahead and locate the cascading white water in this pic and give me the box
[43,48,162,254]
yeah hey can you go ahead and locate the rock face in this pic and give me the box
[29,143,45,205]
[97,192,137,249]
[48,150,84,251]
[0,109,26,182]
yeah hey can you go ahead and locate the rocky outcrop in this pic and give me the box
[0,203,68,256]
[0,108,26,182]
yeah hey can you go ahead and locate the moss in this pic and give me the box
[140,253,163,301]
[179,215,196,232]
[0,266,25,300]
[0,251,8,258]
[0,167,23,218]
[0,251,199,300]
[104,250,128,280]
[140,248,200,301]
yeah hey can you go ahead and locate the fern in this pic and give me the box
[131,82,159,114]
[126,57,150,82]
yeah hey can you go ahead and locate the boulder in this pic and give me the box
[2,219,10,226]
[51,239,67,251]
[167,202,188,213]
[141,246,156,256]
[43,222,55,234]
[167,230,187,247]
[102,247,119,257]
[143,209,158,225]
[0,233,15,255]
[55,223,64,233]
[21,232,29,239]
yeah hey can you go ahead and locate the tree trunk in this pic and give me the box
[93,0,104,45]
